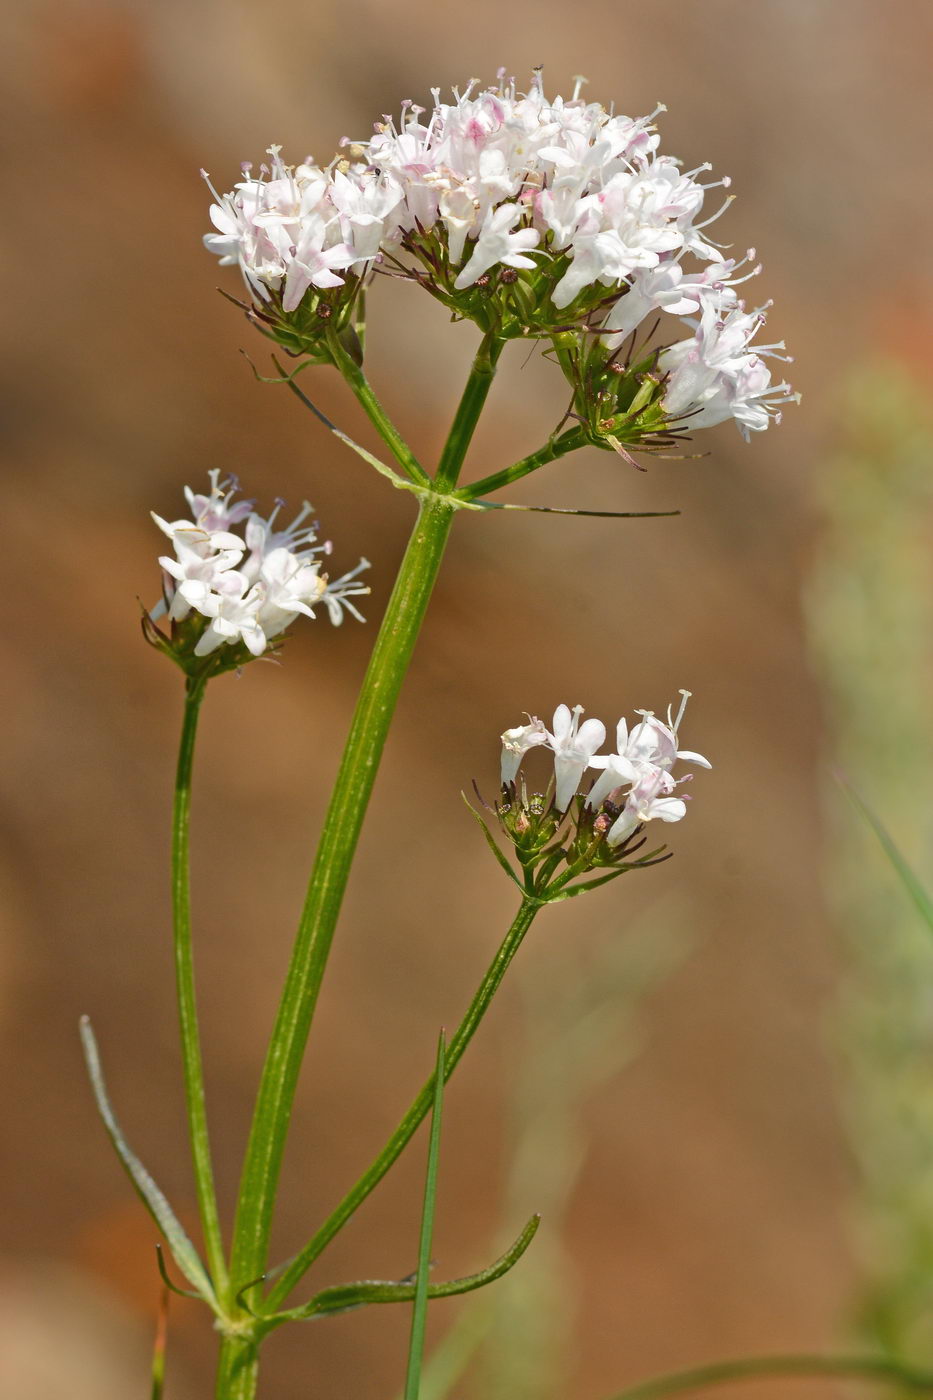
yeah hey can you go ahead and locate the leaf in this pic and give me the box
[461,794,524,890]
[277,1213,541,1322]
[245,352,417,494]
[550,869,630,901]
[79,1017,216,1304]
[839,777,933,934]
[155,1244,203,1301]
[471,500,680,519]
[601,1352,933,1400]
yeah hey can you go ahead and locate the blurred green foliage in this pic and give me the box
[807,363,933,1357]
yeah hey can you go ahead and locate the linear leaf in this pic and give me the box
[79,1017,216,1304]
[471,500,680,519]
[257,354,416,493]
[274,1214,540,1323]
[462,794,524,890]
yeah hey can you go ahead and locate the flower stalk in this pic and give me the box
[266,895,542,1308]
[172,676,229,1302]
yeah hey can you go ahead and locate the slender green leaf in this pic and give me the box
[472,500,680,519]
[550,869,630,901]
[462,794,524,890]
[840,777,933,933]
[155,1244,203,1301]
[406,1031,446,1400]
[266,355,418,494]
[274,1214,540,1323]
[79,1017,216,1304]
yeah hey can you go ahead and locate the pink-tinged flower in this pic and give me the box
[606,766,688,848]
[184,469,254,533]
[660,295,797,439]
[547,704,606,811]
[587,692,711,811]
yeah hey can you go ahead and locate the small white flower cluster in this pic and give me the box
[152,471,370,659]
[501,692,710,847]
[204,72,794,439]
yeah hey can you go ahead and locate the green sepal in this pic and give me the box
[79,1017,218,1308]
[269,1214,541,1324]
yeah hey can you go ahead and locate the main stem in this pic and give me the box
[228,339,504,1314]
[173,677,229,1299]
[268,897,540,1308]
[228,496,455,1291]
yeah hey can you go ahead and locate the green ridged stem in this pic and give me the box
[172,677,229,1302]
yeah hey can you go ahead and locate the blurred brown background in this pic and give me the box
[3,1,933,1396]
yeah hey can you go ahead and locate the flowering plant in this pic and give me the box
[76,71,854,1400]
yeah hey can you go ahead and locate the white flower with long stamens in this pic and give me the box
[487,692,709,897]
[500,717,549,787]
[320,560,372,625]
[587,690,711,810]
[660,294,797,438]
[547,704,606,811]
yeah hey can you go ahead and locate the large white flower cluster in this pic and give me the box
[500,693,710,847]
[204,73,795,440]
[152,471,370,659]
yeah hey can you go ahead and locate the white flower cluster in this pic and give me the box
[203,72,795,439]
[500,692,710,847]
[153,471,370,659]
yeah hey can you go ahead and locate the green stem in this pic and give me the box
[604,1354,933,1400]
[214,1335,259,1400]
[267,897,540,1308]
[461,425,587,500]
[327,329,432,487]
[435,333,505,489]
[172,678,229,1299]
[228,494,456,1296]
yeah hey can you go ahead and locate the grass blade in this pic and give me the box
[150,1286,169,1400]
[839,777,933,932]
[405,1030,446,1400]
